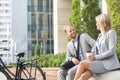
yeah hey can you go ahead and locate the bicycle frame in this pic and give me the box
[0,52,26,80]
[0,52,46,80]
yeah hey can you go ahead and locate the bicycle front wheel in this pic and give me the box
[18,63,46,80]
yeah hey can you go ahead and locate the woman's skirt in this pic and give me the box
[88,60,108,77]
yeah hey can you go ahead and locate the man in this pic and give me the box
[57,25,95,80]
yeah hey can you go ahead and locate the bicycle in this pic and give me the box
[0,52,46,80]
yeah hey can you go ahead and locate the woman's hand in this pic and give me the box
[87,55,96,61]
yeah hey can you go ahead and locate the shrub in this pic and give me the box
[70,0,101,39]
[34,41,40,56]
[106,0,120,43]
[116,47,120,61]
[32,53,66,67]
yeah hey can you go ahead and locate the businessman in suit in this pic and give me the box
[57,25,95,80]
[74,14,120,80]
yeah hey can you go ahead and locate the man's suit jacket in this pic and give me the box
[66,33,95,61]
[95,30,120,70]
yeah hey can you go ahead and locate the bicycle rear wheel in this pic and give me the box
[0,70,8,80]
[18,62,46,80]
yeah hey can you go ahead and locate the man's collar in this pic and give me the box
[72,34,79,42]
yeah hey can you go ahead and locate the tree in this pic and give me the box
[34,41,40,56]
[70,0,101,39]
[70,0,81,33]
[106,0,120,45]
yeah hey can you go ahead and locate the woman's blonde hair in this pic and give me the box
[95,14,111,32]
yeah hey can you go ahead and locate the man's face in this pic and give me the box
[66,26,76,39]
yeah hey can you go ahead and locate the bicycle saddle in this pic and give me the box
[17,52,25,58]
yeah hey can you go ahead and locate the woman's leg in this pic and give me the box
[78,71,92,80]
[74,60,91,80]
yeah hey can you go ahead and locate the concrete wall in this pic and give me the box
[53,0,71,54]
[102,0,108,14]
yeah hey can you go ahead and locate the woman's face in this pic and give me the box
[96,21,100,30]
[66,26,76,39]
[96,20,104,31]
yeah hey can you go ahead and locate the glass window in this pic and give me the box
[42,14,48,26]
[48,30,53,38]
[47,40,54,53]
[28,5,31,12]
[28,44,31,50]
[46,0,53,12]
[46,0,53,7]
[31,0,35,6]
[38,0,43,6]
[31,31,36,39]
[31,13,36,25]
[27,14,31,24]
[28,31,31,39]
[0,28,7,32]
[31,25,36,31]
[47,14,53,28]
[38,6,43,11]
[28,0,31,5]
[39,14,43,26]
[28,25,31,31]
[38,30,42,39]
[0,35,7,38]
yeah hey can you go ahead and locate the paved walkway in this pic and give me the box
[0,67,59,80]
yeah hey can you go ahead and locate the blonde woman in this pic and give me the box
[74,14,120,80]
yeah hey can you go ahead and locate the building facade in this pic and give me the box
[0,0,12,64]
[27,0,53,56]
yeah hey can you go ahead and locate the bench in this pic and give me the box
[42,67,60,80]
[65,70,120,80]
[89,70,120,80]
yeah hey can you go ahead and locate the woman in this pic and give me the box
[74,14,120,80]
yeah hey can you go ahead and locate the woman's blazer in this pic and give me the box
[95,30,120,70]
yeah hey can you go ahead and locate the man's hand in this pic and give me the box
[72,57,80,65]
[87,55,96,61]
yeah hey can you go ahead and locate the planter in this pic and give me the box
[42,67,60,76]
[42,67,60,80]
[8,67,60,80]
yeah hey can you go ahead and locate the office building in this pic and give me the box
[0,0,12,64]
[27,0,53,56]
